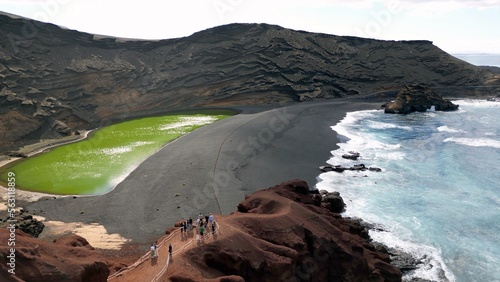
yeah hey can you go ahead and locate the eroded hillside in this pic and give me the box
[0,13,497,152]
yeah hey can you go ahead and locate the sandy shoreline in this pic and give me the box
[0,130,92,169]
[12,99,380,246]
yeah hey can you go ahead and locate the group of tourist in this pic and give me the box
[150,212,218,259]
[179,212,218,242]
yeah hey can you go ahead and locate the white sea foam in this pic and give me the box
[332,110,378,139]
[367,120,413,131]
[331,110,403,162]
[318,101,499,282]
[370,230,456,282]
[437,126,465,133]
[444,137,500,149]
[455,99,500,108]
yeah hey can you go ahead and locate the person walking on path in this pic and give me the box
[196,230,200,242]
[200,226,205,240]
[150,243,157,258]
[154,241,159,258]
[168,244,173,257]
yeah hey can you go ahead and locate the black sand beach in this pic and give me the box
[20,99,379,245]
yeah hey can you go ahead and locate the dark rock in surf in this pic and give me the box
[342,151,361,160]
[322,191,346,213]
[320,164,382,173]
[382,84,459,114]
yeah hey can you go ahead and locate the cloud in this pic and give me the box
[321,0,500,10]
[402,0,500,8]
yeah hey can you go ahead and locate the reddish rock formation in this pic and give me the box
[176,179,401,281]
[0,229,110,282]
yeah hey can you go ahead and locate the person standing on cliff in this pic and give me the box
[180,220,186,234]
[154,241,159,258]
[150,243,156,258]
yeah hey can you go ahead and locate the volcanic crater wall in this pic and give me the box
[0,13,495,152]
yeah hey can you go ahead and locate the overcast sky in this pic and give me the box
[0,0,499,54]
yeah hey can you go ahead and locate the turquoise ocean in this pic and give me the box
[316,100,499,282]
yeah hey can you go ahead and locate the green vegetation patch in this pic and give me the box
[0,112,233,195]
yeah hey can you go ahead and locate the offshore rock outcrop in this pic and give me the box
[382,84,459,114]
[320,163,382,173]
[177,179,401,281]
[1,13,498,152]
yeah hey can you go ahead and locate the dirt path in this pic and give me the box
[108,220,222,282]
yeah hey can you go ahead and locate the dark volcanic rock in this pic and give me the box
[382,84,459,114]
[388,248,422,272]
[0,211,44,238]
[18,218,44,238]
[320,163,382,173]
[342,151,361,160]
[321,191,346,213]
[185,179,402,281]
[0,13,498,152]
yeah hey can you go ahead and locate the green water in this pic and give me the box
[0,112,232,195]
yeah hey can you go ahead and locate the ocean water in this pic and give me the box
[316,100,499,282]
[452,53,500,68]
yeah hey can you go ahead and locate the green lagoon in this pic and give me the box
[0,111,233,195]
